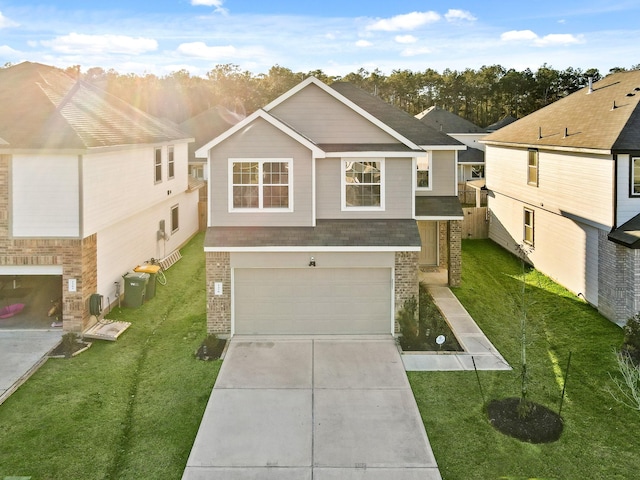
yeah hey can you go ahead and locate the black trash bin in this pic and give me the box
[123,272,149,308]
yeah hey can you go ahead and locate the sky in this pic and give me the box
[0,0,638,77]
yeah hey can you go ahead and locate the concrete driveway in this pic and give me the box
[182,336,442,479]
[0,330,62,405]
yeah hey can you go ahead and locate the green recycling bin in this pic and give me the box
[123,272,149,308]
[134,264,160,300]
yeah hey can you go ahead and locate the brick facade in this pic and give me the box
[206,251,231,335]
[448,220,462,287]
[394,251,419,334]
[0,155,98,332]
[598,229,640,325]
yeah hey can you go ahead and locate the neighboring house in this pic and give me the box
[0,62,198,331]
[486,115,517,133]
[197,77,465,336]
[416,106,487,182]
[483,71,640,326]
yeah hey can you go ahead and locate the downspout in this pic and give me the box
[612,153,617,231]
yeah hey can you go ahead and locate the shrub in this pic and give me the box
[622,313,640,365]
[397,296,419,350]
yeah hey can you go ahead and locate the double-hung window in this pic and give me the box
[527,149,539,186]
[168,146,175,179]
[524,208,535,246]
[230,159,291,210]
[416,156,431,189]
[154,147,162,183]
[631,157,640,196]
[343,159,384,209]
[171,204,179,233]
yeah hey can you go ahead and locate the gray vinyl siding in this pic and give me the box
[315,157,414,219]
[416,150,457,197]
[208,118,313,227]
[616,154,640,225]
[270,83,399,144]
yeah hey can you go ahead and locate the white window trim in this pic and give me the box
[167,145,175,180]
[341,158,385,211]
[171,204,179,234]
[154,147,162,184]
[631,157,640,197]
[228,158,293,212]
[415,153,432,191]
[523,207,534,246]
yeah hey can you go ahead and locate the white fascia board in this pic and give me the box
[264,76,422,151]
[204,246,422,253]
[481,140,611,156]
[195,109,325,158]
[420,144,467,151]
[414,215,464,221]
[325,151,423,158]
[0,265,64,275]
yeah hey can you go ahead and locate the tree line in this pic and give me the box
[54,62,640,127]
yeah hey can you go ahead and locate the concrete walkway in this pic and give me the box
[0,329,62,405]
[402,284,511,372]
[183,336,442,479]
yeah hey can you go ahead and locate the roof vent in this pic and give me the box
[612,100,618,110]
[627,92,636,97]
[587,77,593,94]
[635,87,640,92]
[563,127,569,138]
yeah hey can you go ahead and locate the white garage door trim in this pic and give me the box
[232,267,393,335]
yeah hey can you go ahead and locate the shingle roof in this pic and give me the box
[204,219,421,249]
[415,196,464,218]
[416,106,487,134]
[483,71,640,152]
[609,213,640,248]
[329,82,463,148]
[485,115,517,132]
[458,146,484,164]
[0,62,190,150]
[180,106,241,163]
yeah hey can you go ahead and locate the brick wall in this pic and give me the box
[394,251,419,334]
[206,251,231,334]
[0,155,97,332]
[448,220,462,287]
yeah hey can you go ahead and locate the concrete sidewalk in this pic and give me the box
[402,285,511,372]
[0,329,62,405]
[183,337,442,479]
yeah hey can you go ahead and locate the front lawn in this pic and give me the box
[0,232,220,480]
[409,239,637,479]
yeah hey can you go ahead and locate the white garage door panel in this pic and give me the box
[234,268,392,335]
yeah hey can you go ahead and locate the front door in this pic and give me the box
[418,221,438,266]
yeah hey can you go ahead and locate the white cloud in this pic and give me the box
[0,45,20,56]
[444,9,476,23]
[0,11,19,28]
[177,42,236,59]
[41,33,158,55]
[191,0,227,13]
[501,29,585,47]
[395,35,417,44]
[401,46,432,57]
[534,33,585,46]
[356,40,373,47]
[367,11,440,32]
[501,30,539,42]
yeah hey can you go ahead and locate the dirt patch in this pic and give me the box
[487,397,563,443]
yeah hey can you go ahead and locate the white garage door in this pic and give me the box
[234,268,392,335]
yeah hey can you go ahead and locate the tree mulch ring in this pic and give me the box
[195,338,227,361]
[487,397,564,443]
[49,339,92,359]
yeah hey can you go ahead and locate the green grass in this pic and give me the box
[0,232,221,480]
[409,239,637,480]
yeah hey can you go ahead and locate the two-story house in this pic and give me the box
[483,70,640,326]
[197,77,465,337]
[0,62,198,331]
[416,106,487,183]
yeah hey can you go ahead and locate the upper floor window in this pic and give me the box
[631,157,640,196]
[343,160,384,209]
[524,208,535,246]
[154,147,162,183]
[230,159,291,210]
[416,156,431,189]
[527,149,539,186]
[168,146,175,179]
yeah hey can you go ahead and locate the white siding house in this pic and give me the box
[0,62,197,331]
[484,71,640,326]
